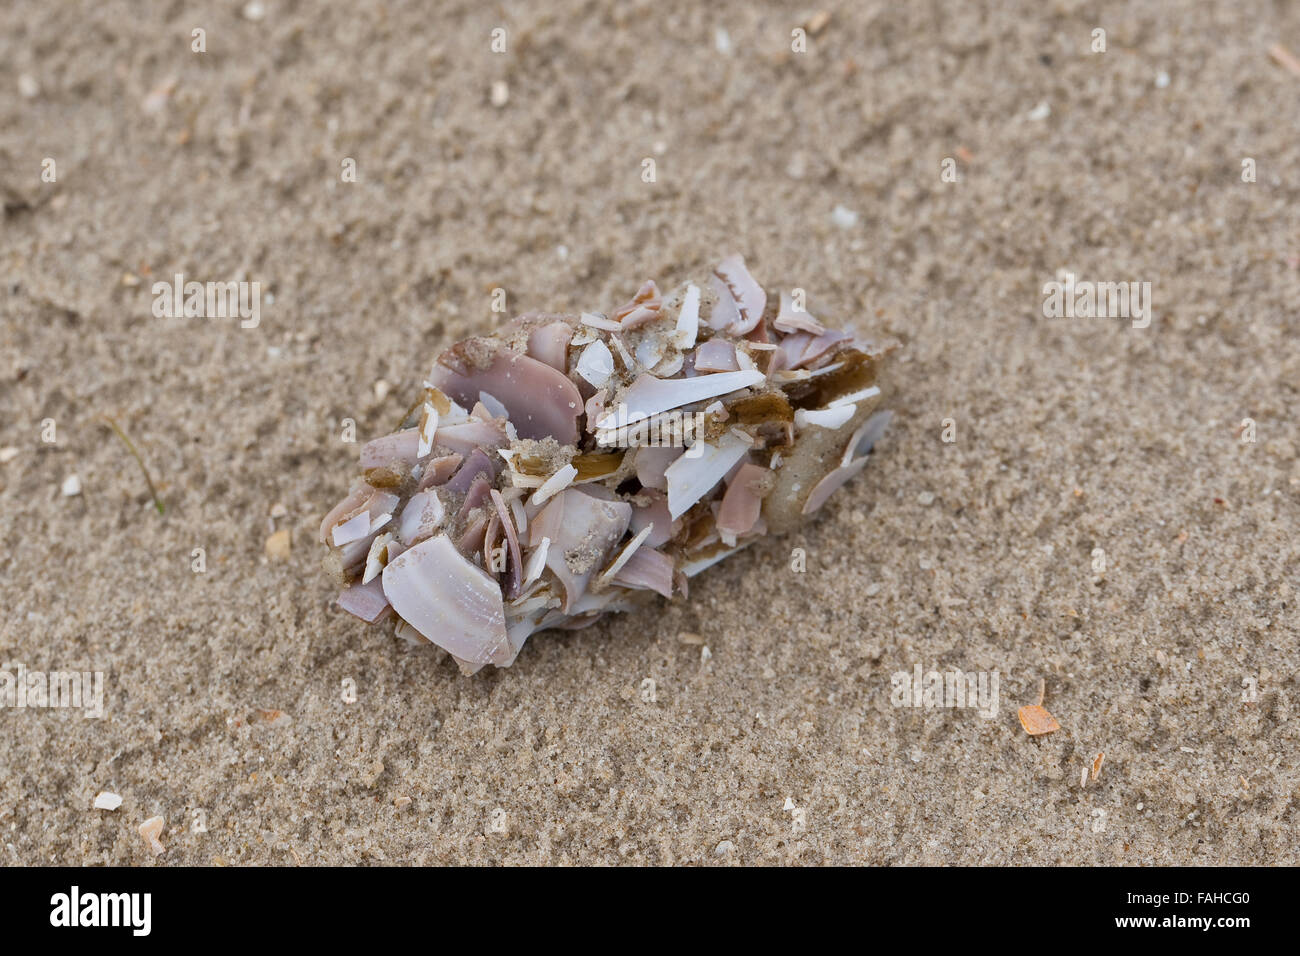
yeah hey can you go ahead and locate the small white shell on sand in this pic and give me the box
[93,791,123,811]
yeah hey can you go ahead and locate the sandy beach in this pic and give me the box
[1,0,1297,864]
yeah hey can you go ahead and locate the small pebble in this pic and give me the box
[269,502,288,519]
[830,205,858,229]
[714,840,735,856]
[18,74,40,99]
[61,474,81,497]
[0,447,19,464]
[373,379,391,401]
[1027,101,1051,121]
[1155,70,1170,88]
[490,80,509,107]
[93,791,123,811]
[265,528,292,561]
[714,27,733,55]
[393,795,412,810]
[242,1,266,21]
[917,491,935,505]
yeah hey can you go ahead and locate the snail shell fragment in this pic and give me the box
[321,256,892,673]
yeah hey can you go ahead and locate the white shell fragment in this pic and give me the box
[322,255,890,672]
[673,282,701,349]
[596,369,765,430]
[531,463,577,506]
[381,534,511,667]
[665,431,751,519]
[576,339,615,388]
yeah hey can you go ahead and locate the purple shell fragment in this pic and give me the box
[321,255,891,672]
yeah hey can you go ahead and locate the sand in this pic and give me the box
[1,0,1297,865]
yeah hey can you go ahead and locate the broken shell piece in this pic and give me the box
[430,344,582,444]
[775,290,827,336]
[712,254,766,335]
[1018,704,1061,736]
[673,283,701,349]
[531,463,577,506]
[138,815,166,856]
[665,431,751,519]
[321,256,890,671]
[695,339,740,372]
[382,534,511,667]
[576,339,616,388]
[362,532,397,584]
[527,321,573,372]
[93,791,123,811]
[338,576,392,623]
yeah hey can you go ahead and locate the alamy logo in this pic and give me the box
[151,272,261,328]
[891,663,1000,718]
[1042,272,1151,328]
[0,663,103,719]
[595,403,707,457]
[50,886,151,936]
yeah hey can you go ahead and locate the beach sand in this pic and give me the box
[1,0,1297,864]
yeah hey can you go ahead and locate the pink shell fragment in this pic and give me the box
[337,577,391,623]
[416,453,464,491]
[434,419,508,456]
[526,321,575,373]
[694,338,740,372]
[716,462,768,537]
[612,547,675,598]
[774,290,827,336]
[712,254,766,335]
[360,429,421,469]
[536,489,631,611]
[430,345,582,444]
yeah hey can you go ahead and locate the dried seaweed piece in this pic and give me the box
[322,255,892,673]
